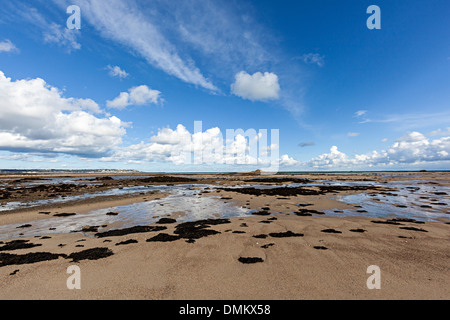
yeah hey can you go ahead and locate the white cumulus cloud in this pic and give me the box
[304,131,450,169]
[0,71,126,157]
[107,85,162,110]
[231,71,280,102]
[107,65,129,79]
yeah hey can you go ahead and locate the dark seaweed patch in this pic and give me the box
[253,234,268,239]
[54,213,77,217]
[0,252,65,267]
[245,178,312,184]
[16,224,32,229]
[81,226,99,233]
[399,227,428,233]
[389,218,425,224]
[67,248,114,262]
[261,243,275,249]
[238,257,264,264]
[349,229,367,233]
[95,225,167,238]
[321,229,342,234]
[371,220,402,225]
[269,231,303,238]
[137,176,198,183]
[314,246,328,250]
[146,233,181,242]
[0,240,42,252]
[116,239,138,246]
[156,218,177,224]
[174,219,230,240]
[252,210,271,216]
[296,209,324,216]
[218,184,383,197]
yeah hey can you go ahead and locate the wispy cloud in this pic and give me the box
[1,3,81,53]
[354,109,371,123]
[295,53,325,67]
[54,0,217,91]
[363,111,450,130]
[0,39,18,53]
[43,23,81,52]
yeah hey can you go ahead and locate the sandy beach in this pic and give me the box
[0,172,448,300]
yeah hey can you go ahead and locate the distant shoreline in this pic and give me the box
[1,169,449,175]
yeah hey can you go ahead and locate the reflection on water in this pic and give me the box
[0,185,251,240]
[0,185,167,212]
[327,180,449,221]
[0,177,448,240]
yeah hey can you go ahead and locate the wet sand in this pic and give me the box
[0,172,448,300]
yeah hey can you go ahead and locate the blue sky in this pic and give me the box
[0,0,449,172]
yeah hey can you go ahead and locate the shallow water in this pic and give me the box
[326,180,449,221]
[0,185,251,240]
[0,184,167,212]
[0,178,448,240]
